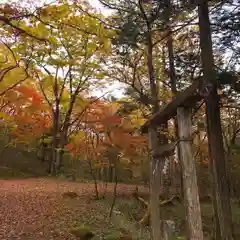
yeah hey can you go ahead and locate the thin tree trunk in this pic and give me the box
[198,1,233,239]
[56,99,76,172]
[177,107,204,240]
[109,156,118,218]
[165,0,184,199]
[51,109,59,175]
[87,158,99,199]
[138,2,168,238]
[146,32,167,240]
[56,138,64,173]
[0,125,9,161]
[56,131,68,174]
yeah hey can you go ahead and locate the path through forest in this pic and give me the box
[0,178,148,239]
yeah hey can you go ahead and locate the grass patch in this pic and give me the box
[0,166,33,179]
[65,195,150,239]
[110,197,240,239]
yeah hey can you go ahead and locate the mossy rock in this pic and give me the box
[58,173,76,181]
[104,233,132,240]
[70,225,94,239]
[62,191,79,198]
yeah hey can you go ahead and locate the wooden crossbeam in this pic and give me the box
[141,80,203,133]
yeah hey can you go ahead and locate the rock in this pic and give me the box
[69,226,94,240]
[160,220,176,240]
[104,234,132,240]
[62,191,79,198]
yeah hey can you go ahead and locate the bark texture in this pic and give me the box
[177,107,204,240]
[198,1,233,239]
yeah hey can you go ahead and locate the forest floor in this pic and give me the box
[0,178,240,240]
[0,178,150,240]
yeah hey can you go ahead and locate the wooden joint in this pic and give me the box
[179,137,193,142]
[199,83,213,97]
[152,142,178,158]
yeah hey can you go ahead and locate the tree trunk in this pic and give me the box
[177,107,204,240]
[0,125,9,161]
[138,1,169,237]
[198,1,233,239]
[51,117,57,175]
[109,155,119,218]
[108,163,113,182]
[56,131,68,174]
[165,0,184,199]
[146,31,167,240]
[87,158,99,199]
[51,105,60,176]
[56,99,76,172]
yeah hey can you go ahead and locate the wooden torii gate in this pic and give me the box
[141,79,206,239]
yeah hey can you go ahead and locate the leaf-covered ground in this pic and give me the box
[0,178,149,240]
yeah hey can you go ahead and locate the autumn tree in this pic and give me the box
[67,99,147,196]
[0,79,51,160]
[0,0,115,174]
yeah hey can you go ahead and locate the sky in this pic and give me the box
[88,0,113,16]
[86,1,125,98]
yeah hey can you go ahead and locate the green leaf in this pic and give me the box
[95,72,105,79]
[49,37,58,46]
[10,20,18,26]
[56,4,69,18]
[0,112,12,121]
[15,55,21,61]
[43,137,52,144]
[86,42,97,56]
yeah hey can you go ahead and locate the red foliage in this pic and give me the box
[15,85,43,105]
[68,100,147,161]
[0,84,51,141]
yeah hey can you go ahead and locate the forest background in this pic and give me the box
[0,0,240,239]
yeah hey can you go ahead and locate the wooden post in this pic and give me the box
[177,107,204,240]
[148,126,162,240]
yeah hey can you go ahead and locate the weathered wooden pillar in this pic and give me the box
[148,126,163,240]
[177,107,204,240]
